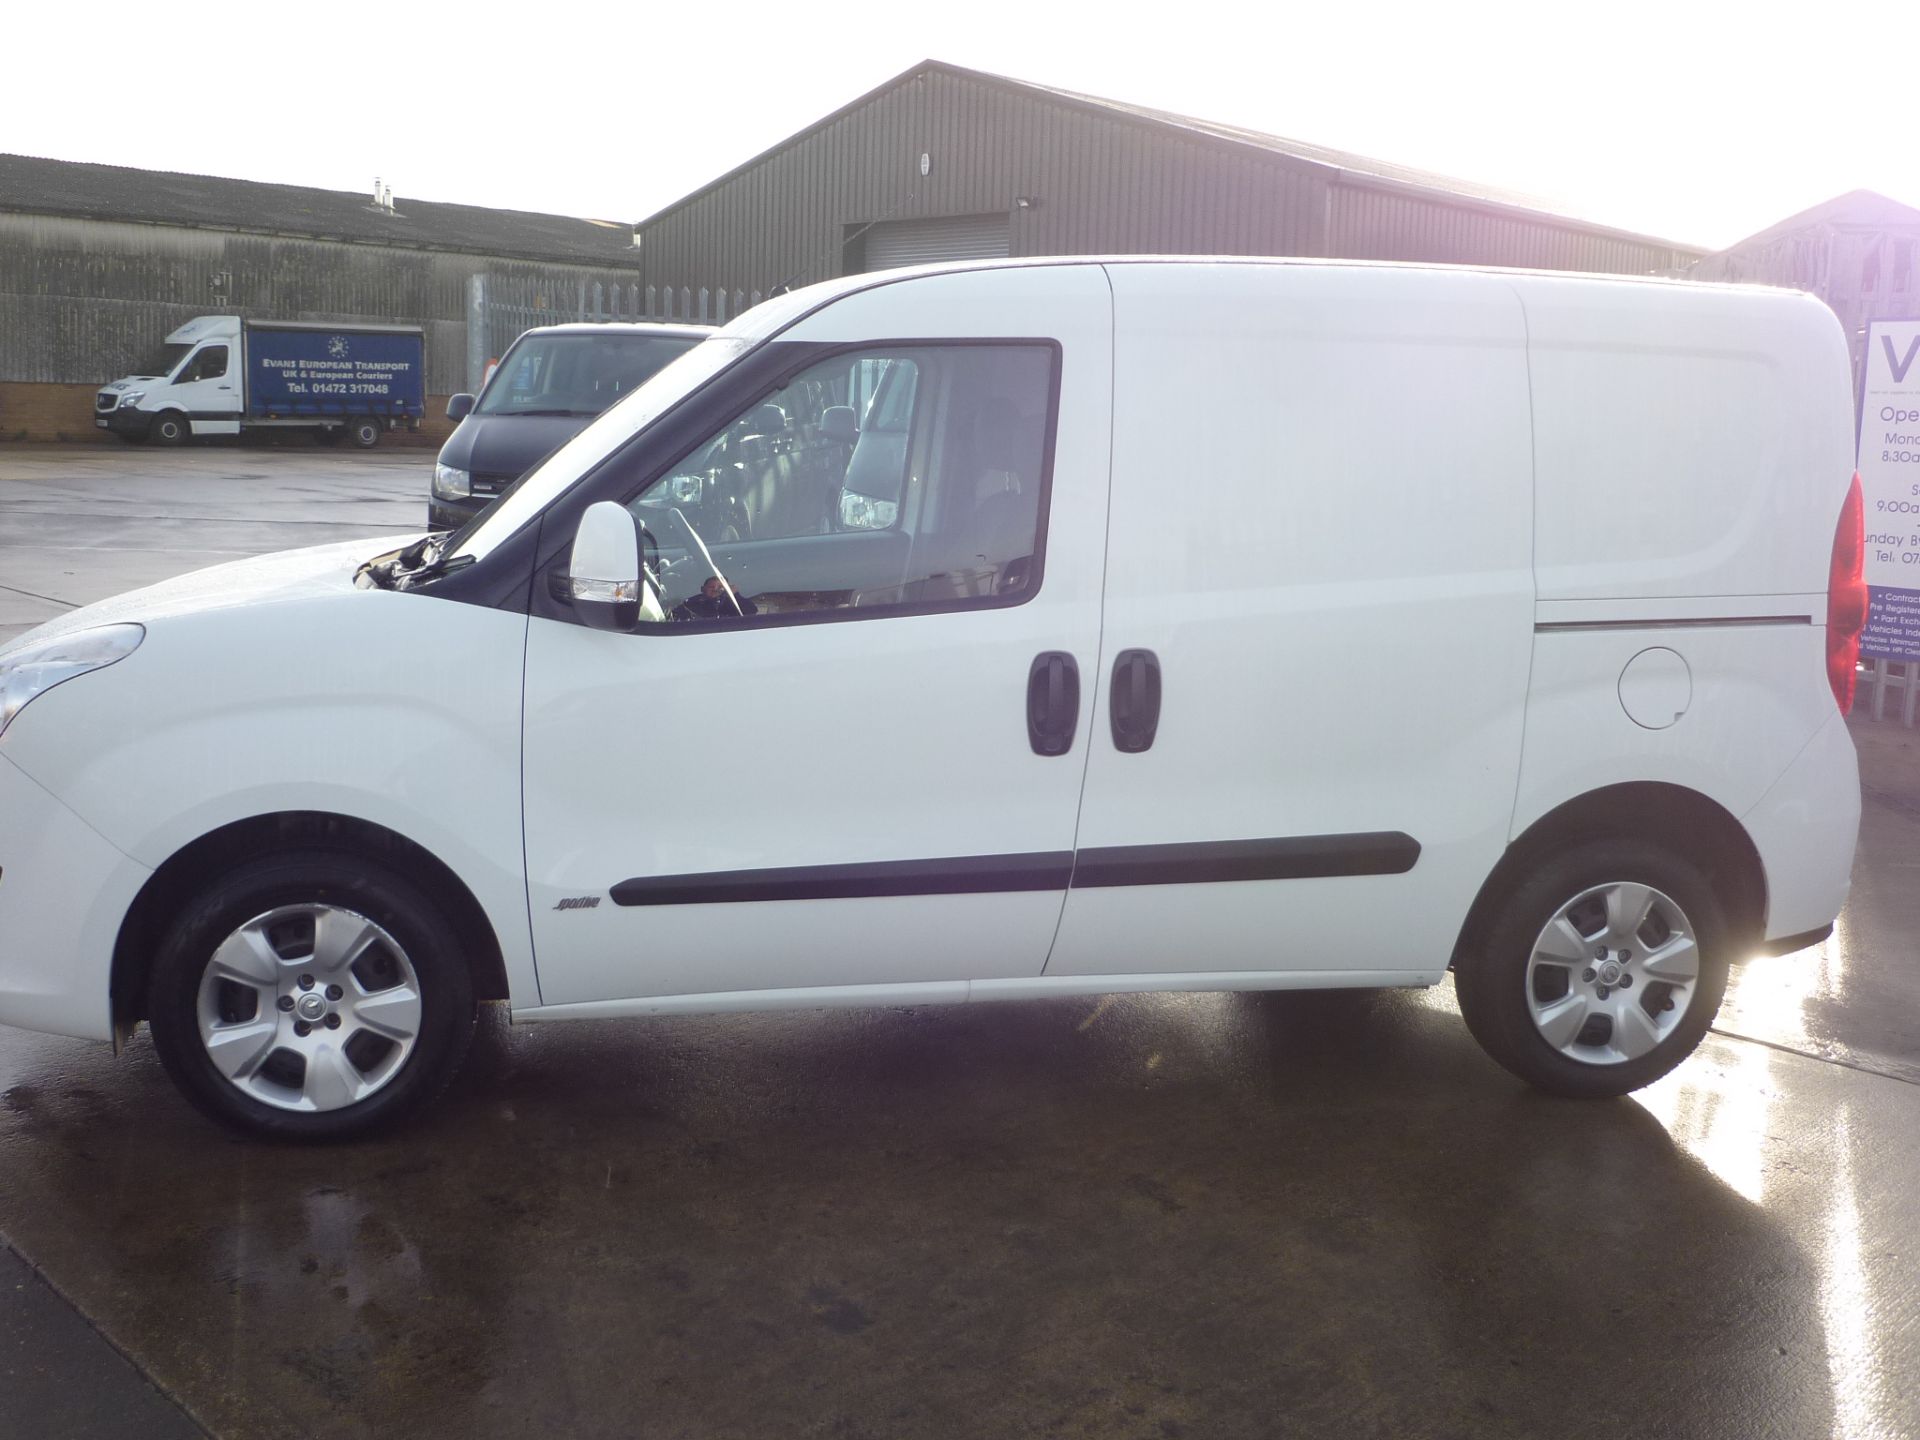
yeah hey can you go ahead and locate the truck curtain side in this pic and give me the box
[244,324,425,422]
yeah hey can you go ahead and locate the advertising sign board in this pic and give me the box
[1860,318,1920,660]
[246,326,426,419]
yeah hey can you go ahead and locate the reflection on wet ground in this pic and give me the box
[7,975,1915,1440]
[1716,719,1920,1087]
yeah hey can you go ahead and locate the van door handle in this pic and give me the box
[1109,649,1162,753]
[1027,652,1080,756]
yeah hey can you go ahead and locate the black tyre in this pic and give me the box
[348,416,383,448]
[149,412,189,445]
[1455,840,1730,1098]
[146,851,475,1140]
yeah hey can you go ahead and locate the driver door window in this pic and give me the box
[178,345,228,383]
[629,344,1055,626]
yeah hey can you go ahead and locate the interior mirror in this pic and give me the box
[569,501,642,631]
[819,406,857,444]
[446,393,476,421]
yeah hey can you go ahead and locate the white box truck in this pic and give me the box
[95,315,426,446]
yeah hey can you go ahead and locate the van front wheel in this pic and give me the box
[146,852,475,1140]
[349,416,383,448]
[1455,841,1729,1098]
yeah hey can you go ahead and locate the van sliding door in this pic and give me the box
[1045,263,1535,983]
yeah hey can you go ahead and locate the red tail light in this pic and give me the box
[1827,473,1868,714]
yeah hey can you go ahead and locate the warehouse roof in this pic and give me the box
[1706,189,1920,255]
[636,60,1701,254]
[0,152,640,266]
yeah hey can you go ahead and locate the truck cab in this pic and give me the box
[97,315,243,443]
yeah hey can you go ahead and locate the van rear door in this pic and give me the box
[1046,262,1535,982]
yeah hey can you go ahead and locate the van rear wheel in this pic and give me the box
[1455,840,1729,1097]
[146,851,475,1140]
[348,416,383,448]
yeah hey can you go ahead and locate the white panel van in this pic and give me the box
[0,259,1865,1139]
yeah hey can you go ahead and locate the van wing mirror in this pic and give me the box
[446,393,476,421]
[568,501,643,631]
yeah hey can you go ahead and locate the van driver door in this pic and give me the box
[520,266,1114,1009]
[168,343,241,435]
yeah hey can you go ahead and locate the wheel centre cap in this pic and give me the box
[1598,960,1624,986]
[296,993,328,1021]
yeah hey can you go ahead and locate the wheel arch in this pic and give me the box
[112,810,510,1032]
[1450,782,1767,971]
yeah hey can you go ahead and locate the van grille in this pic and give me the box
[95,392,119,413]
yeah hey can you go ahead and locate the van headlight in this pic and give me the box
[433,463,471,500]
[0,624,145,739]
[118,391,145,409]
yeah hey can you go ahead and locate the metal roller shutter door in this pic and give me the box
[863,213,1011,270]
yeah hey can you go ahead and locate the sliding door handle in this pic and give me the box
[1109,648,1162,753]
[1027,651,1081,756]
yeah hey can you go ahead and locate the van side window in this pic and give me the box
[180,345,228,383]
[628,344,1054,626]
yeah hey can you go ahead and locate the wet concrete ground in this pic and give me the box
[0,442,428,647]
[1,445,1917,1438]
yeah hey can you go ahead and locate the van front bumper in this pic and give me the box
[0,753,149,1041]
[96,407,152,438]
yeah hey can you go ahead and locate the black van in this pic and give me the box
[429,321,711,528]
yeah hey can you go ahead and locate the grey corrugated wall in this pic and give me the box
[633,68,1695,301]
[0,213,641,393]
[1326,183,1689,274]
[635,69,1331,300]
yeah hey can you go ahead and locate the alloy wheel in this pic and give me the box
[195,904,423,1112]
[1524,881,1701,1065]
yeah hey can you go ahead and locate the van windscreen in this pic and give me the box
[140,342,194,378]
[477,334,701,418]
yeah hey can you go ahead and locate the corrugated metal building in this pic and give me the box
[634,60,1703,306]
[1689,189,1920,386]
[0,154,647,441]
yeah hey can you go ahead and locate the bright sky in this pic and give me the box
[5,0,1915,251]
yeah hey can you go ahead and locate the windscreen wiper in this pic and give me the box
[397,551,475,587]
[390,535,476,588]
[358,534,435,590]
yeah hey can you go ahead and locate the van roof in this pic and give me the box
[734,255,1816,339]
[518,321,714,339]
